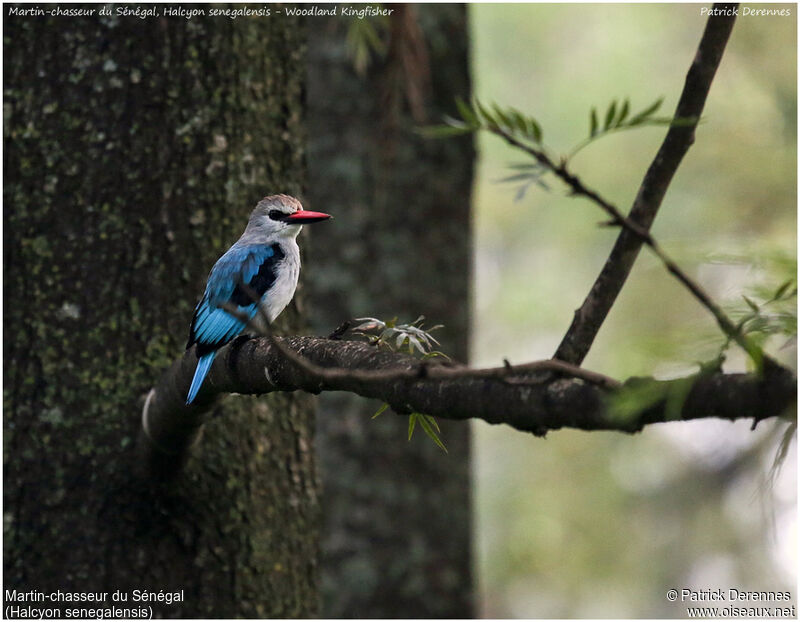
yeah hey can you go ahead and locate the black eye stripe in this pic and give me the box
[268,209,287,221]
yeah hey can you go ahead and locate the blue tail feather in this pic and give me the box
[186,352,216,405]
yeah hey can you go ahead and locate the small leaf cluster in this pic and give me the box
[352,315,446,357]
[345,13,389,75]
[356,315,449,452]
[372,405,447,453]
[697,275,798,374]
[608,375,698,424]
[422,95,682,201]
[589,97,665,140]
[733,279,797,348]
[407,413,447,453]
[421,97,544,145]
[570,97,675,159]
[498,162,552,201]
[423,98,550,200]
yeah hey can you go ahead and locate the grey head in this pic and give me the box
[245,194,331,239]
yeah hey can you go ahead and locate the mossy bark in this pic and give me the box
[4,8,318,617]
[305,5,475,617]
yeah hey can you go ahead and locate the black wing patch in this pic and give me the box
[229,243,285,307]
[186,243,285,354]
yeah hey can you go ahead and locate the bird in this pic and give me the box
[185,194,331,404]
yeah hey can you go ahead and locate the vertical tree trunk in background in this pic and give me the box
[4,11,319,617]
[306,5,475,617]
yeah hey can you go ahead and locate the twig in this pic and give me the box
[491,126,762,366]
[553,5,740,364]
[222,299,621,389]
[490,128,764,367]
[485,8,759,367]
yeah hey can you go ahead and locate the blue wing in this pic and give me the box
[187,242,285,356]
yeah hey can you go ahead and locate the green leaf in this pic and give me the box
[418,124,474,138]
[735,315,750,333]
[417,415,448,453]
[498,172,540,183]
[474,99,497,129]
[492,103,514,130]
[617,99,630,125]
[455,97,478,126]
[772,279,795,301]
[604,100,617,130]
[743,295,760,313]
[607,380,669,423]
[372,403,389,419]
[590,107,598,137]
[408,413,418,440]
[407,335,424,354]
[345,19,388,75]
[666,115,698,128]
[508,108,529,135]
[527,117,542,143]
[629,97,664,125]
[664,376,696,421]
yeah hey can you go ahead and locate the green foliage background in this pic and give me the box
[469,4,796,617]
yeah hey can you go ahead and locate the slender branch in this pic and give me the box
[554,157,763,365]
[486,6,757,366]
[141,335,796,463]
[554,5,739,364]
[491,123,763,367]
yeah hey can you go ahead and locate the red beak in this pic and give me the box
[286,210,332,224]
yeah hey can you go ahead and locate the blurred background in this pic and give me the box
[468,4,796,617]
[4,4,794,618]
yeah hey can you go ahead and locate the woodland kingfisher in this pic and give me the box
[185,194,331,404]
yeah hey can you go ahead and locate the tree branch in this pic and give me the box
[222,298,621,389]
[491,128,763,367]
[141,336,795,462]
[554,4,739,365]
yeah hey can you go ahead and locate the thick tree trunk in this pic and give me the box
[3,10,318,617]
[305,5,475,617]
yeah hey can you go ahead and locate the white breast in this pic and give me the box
[261,239,300,323]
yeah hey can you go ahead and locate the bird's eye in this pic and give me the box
[268,209,287,221]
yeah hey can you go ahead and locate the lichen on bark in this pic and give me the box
[305,5,475,616]
[4,10,318,617]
